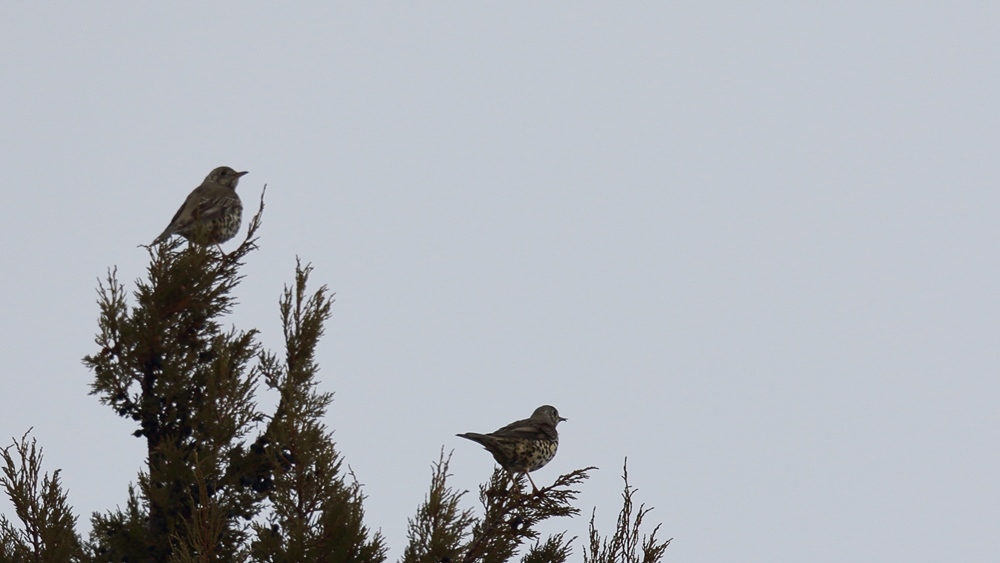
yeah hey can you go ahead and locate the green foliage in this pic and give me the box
[87,485,152,562]
[247,261,386,563]
[461,466,595,563]
[402,452,600,563]
[519,533,573,563]
[402,451,476,563]
[78,194,384,561]
[0,431,86,563]
[402,455,671,563]
[83,196,270,561]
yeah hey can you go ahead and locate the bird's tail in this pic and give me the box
[151,228,173,245]
[456,432,489,445]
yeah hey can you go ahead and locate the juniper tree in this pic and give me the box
[1,194,670,562]
[81,195,384,561]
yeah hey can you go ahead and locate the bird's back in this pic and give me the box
[457,419,560,473]
[492,416,559,442]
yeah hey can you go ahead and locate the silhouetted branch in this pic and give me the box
[583,459,670,563]
[460,466,596,563]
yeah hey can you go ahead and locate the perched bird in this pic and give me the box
[152,166,248,246]
[457,405,566,493]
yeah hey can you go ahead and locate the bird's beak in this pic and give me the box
[559,417,568,422]
[237,171,249,177]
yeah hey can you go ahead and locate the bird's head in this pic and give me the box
[532,405,567,427]
[206,166,249,189]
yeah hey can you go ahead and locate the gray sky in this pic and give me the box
[2,3,998,561]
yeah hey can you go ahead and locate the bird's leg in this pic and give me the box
[505,471,519,496]
[216,243,234,261]
[525,472,541,496]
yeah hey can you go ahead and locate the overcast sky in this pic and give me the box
[2,3,998,562]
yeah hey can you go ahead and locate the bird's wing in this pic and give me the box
[152,198,192,243]
[492,418,551,441]
[152,184,242,244]
[163,200,190,231]
[164,189,239,233]
[185,192,241,223]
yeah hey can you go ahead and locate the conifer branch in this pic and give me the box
[402,449,476,563]
[459,466,595,563]
[583,459,670,563]
[0,430,86,562]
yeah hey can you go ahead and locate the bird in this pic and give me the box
[457,405,566,494]
[152,166,248,246]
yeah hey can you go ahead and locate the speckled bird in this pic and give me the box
[457,405,566,493]
[152,166,248,246]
